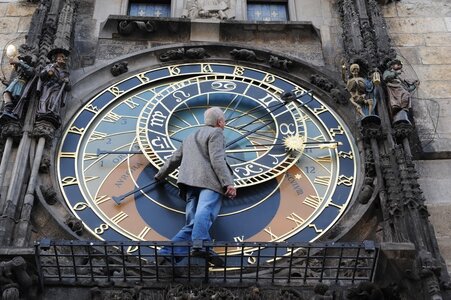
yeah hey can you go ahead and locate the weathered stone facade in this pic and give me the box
[381,0,451,275]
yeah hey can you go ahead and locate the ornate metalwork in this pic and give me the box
[35,240,379,285]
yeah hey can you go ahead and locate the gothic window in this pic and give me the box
[128,0,171,17]
[247,0,288,21]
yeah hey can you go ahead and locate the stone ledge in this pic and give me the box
[0,247,35,256]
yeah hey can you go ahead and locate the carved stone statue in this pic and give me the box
[0,256,35,300]
[0,47,35,121]
[383,59,419,123]
[182,0,234,20]
[346,63,377,118]
[230,49,263,62]
[36,48,71,126]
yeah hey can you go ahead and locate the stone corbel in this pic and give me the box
[118,20,156,36]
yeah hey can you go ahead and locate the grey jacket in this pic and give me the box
[155,126,234,198]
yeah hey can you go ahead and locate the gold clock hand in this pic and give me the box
[112,180,161,205]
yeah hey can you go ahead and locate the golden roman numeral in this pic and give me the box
[127,226,152,253]
[103,111,121,123]
[314,176,330,186]
[60,152,76,159]
[94,195,111,205]
[264,227,279,241]
[111,212,128,224]
[286,213,305,228]
[337,175,354,186]
[68,126,85,135]
[328,201,344,210]
[303,195,322,209]
[89,131,107,141]
[83,153,97,160]
[233,236,244,242]
[124,98,140,109]
[137,226,151,239]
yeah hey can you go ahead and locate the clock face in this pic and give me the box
[57,62,358,259]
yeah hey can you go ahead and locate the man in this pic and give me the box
[383,59,419,122]
[155,107,236,265]
[37,48,71,123]
[1,54,35,119]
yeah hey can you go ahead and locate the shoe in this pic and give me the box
[191,250,224,267]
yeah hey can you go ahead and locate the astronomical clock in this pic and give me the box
[55,59,359,262]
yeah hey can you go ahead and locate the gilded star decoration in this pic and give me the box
[284,135,305,152]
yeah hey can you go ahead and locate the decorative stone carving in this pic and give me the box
[182,0,235,20]
[0,257,35,300]
[110,61,128,77]
[347,282,384,300]
[393,122,413,140]
[118,20,155,36]
[230,49,264,62]
[310,74,347,105]
[65,216,84,235]
[268,55,292,71]
[338,0,396,72]
[0,45,36,123]
[383,59,419,125]
[53,0,76,53]
[91,287,137,300]
[417,250,443,300]
[39,154,51,173]
[159,48,210,62]
[32,120,57,141]
[345,63,378,118]
[0,121,22,140]
[310,283,334,300]
[36,49,71,128]
[41,185,58,205]
[159,48,185,62]
[358,177,374,204]
[185,48,210,59]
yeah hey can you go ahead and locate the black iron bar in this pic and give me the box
[303,246,310,284]
[256,245,261,282]
[271,244,277,283]
[287,244,294,284]
[87,243,94,282]
[137,243,143,282]
[54,244,62,282]
[121,243,126,282]
[104,243,111,282]
[352,246,362,284]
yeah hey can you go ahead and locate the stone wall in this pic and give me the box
[382,0,451,274]
[0,1,36,90]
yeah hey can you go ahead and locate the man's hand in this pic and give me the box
[225,185,236,199]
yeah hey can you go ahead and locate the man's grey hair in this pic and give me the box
[204,107,224,126]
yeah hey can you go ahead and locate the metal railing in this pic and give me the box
[35,240,378,286]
